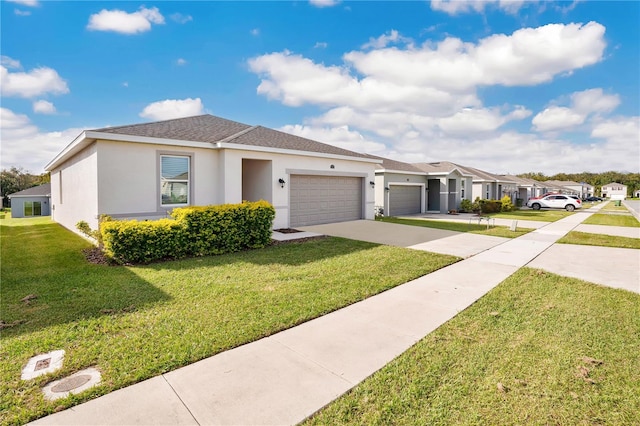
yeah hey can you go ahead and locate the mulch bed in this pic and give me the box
[273,228,303,234]
[82,247,111,265]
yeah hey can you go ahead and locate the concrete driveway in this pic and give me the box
[298,220,460,247]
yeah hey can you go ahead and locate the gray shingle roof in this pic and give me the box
[8,183,51,197]
[366,155,425,173]
[95,115,252,144]
[93,114,370,159]
[227,126,372,159]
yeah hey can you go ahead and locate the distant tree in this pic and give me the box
[518,170,640,197]
[0,167,42,207]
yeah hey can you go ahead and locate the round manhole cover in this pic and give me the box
[51,375,92,393]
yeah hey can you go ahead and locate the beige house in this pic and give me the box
[45,115,378,232]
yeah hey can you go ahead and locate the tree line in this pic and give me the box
[517,171,640,196]
[0,167,50,207]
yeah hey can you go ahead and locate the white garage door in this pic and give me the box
[290,175,363,227]
[389,185,422,216]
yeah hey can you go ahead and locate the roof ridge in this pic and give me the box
[216,125,259,144]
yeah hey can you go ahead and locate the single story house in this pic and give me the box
[412,162,474,213]
[544,180,593,199]
[370,158,473,215]
[634,189,640,198]
[601,182,627,200]
[45,115,378,232]
[7,183,51,218]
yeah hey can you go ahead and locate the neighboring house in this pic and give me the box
[544,180,593,198]
[7,183,51,218]
[500,175,546,203]
[412,162,474,213]
[45,115,378,232]
[369,156,428,216]
[441,164,517,202]
[601,182,627,200]
[634,189,640,198]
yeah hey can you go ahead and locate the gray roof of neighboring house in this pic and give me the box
[500,175,542,186]
[367,155,425,173]
[94,114,370,159]
[602,182,627,187]
[545,179,583,187]
[8,183,51,198]
[413,161,461,174]
[414,161,513,183]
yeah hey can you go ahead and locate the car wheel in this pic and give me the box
[566,204,575,212]
[532,203,541,210]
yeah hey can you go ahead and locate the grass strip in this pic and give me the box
[558,231,640,249]
[306,268,640,425]
[583,214,640,227]
[490,209,573,222]
[379,217,533,238]
[0,219,459,425]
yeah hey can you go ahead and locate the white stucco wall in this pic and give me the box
[50,143,99,231]
[95,140,220,219]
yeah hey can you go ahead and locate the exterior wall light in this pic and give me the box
[278,178,286,188]
[385,187,390,191]
[330,164,335,169]
[369,181,375,188]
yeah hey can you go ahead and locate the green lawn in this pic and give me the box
[600,201,630,212]
[583,214,640,227]
[0,218,459,425]
[490,209,574,222]
[558,231,640,249]
[378,217,533,238]
[306,268,640,425]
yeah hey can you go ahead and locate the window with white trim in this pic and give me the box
[160,155,190,206]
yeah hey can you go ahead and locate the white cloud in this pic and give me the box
[176,58,187,66]
[87,6,164,34]
[14,9,32,16]
[5,0,39,6]
[250,28,260,36]
[362,30,412,49]
[32,100,56,115]
[532,88,620,132]
[1,64,69,98]
[591,117,640,155]
[1,56,21,69]
[139,98,204,121]
[309,0,340,7]
[169,13,192,24]
[0,108,86,173]
[280,124,387,155]
[571,88,619,115]
[314,42,328,49]
[430,0,527,15]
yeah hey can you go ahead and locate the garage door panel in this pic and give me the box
[389,186,422,216]
[290,175,363,227]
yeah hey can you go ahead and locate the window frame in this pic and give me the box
[158,152,194,210]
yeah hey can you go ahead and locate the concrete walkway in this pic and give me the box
[30,203,638,425]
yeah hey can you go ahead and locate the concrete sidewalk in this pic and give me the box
[31,204,635,425]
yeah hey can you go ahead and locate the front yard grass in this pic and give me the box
[378,217,533,238]
[306,268,640,425]
[0,218,459,425]
[490,209,574,222]
[583,213,640,227]
[600,201,630,212]
[558,231,640,249]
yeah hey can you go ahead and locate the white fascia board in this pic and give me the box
[8,194,51,198]
[45,131,215,171]
[377,169,426,176]
[45,131,90,171]
[217,142,380,164]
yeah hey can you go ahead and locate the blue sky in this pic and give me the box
[1,0,639,175]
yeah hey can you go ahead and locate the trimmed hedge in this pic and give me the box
[479,199,503,214]
[101,201,275,264]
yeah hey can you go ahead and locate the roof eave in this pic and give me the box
[217,142,379,163]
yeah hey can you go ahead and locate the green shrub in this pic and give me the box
[500,195,515,212]
[459,199,473,212]
[101,201,275,264]
[472,197,481,212]
[479,199,502,214]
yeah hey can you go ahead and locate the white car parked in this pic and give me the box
[527,194,582,211]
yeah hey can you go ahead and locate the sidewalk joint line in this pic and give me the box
[161,374,201,425]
